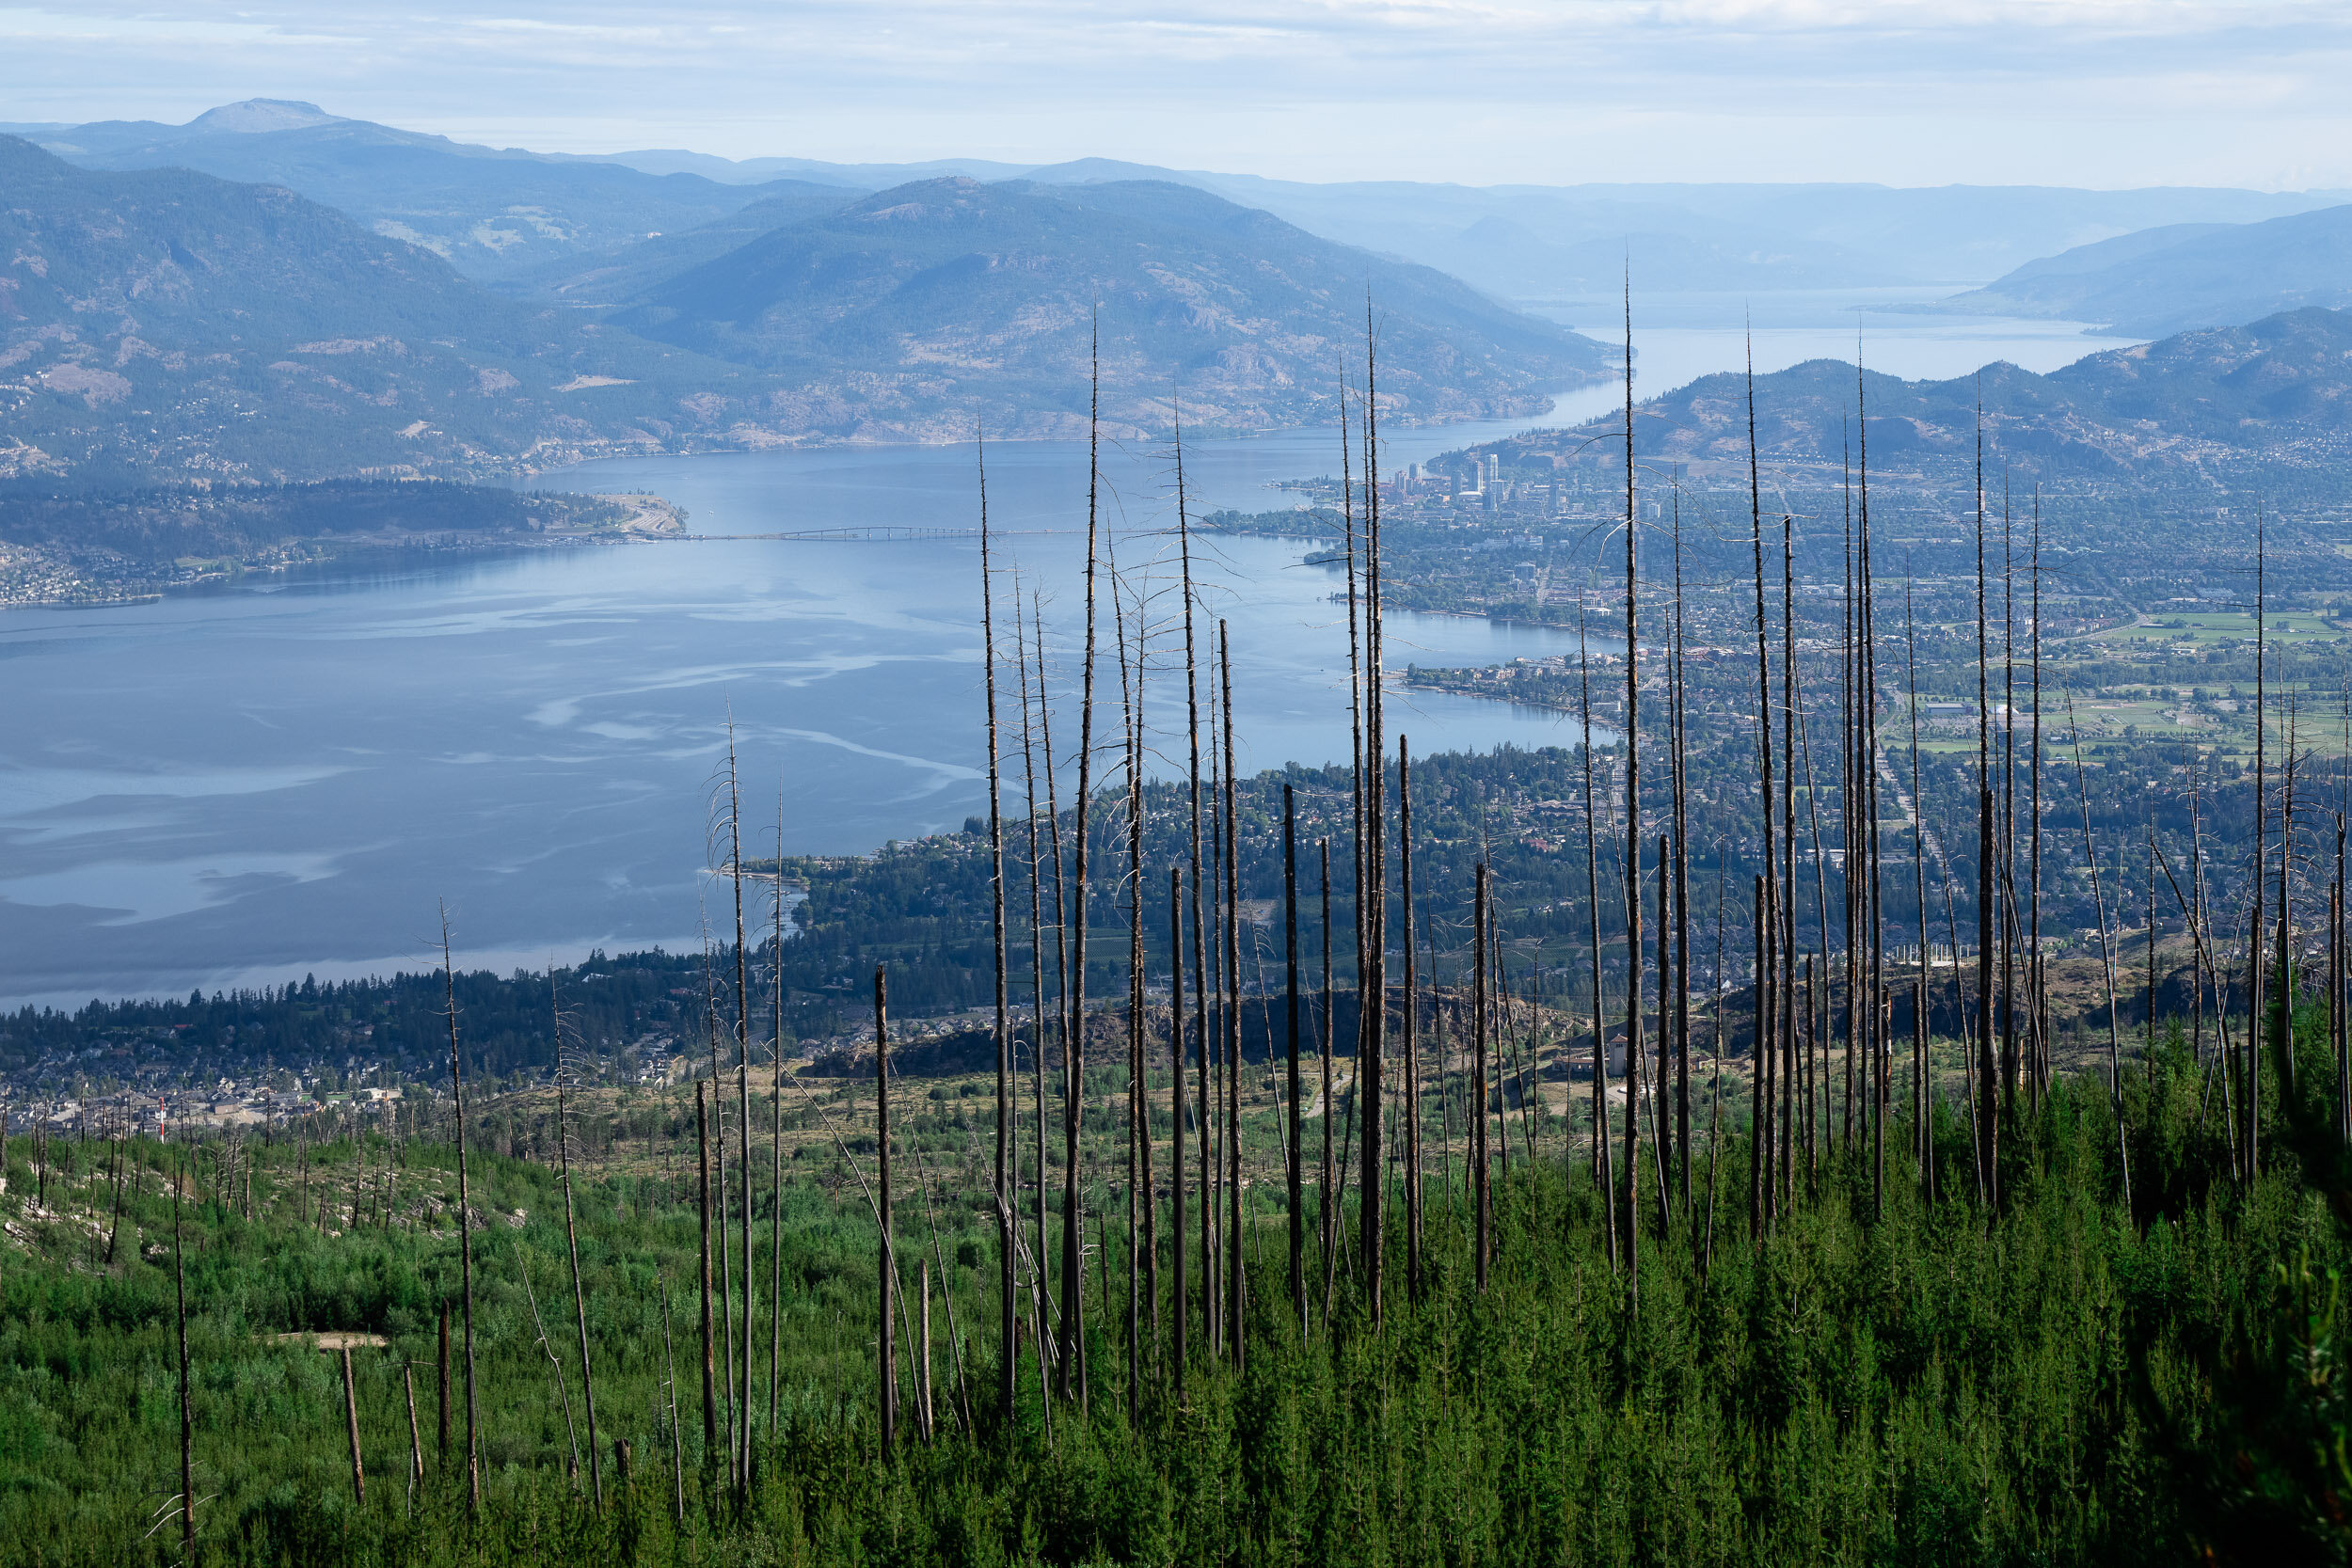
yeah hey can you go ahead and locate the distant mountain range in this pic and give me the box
[1919,205,2352,338]
[1534,305,2352,497]
[9,103,2348,306]
[15,96,2352,491]
[0,135,1599,482]
[568,146,2352,303]
[0,100,850,281]
[600,177,1601,440]
[0,135,766,483]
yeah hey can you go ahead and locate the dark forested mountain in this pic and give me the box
[0,136,771,483]
[6,99,833,281]
[1530,306,2352,500]
[608,176,1606,438]
[1925,205,2352,336]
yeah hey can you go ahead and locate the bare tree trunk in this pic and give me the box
[1400,739,1422,1302]
[552,979,601,1510]
[1016,594,1057,1442]
[1794,648,1831,1182]
[1703,863,1728,1281]
[441,912,481,1511]
[1169,864,1187,1393]
[1749,879,1768,1243]
[725,729,755,1498]
[660,1272,685,1522]
[437,1301,449,1469]
[2148,825,2159,1048]
[2251,514,2267,1182]
[1221,624,1246,1367]
[1804,957,1820,1186]
[2338,823,2348,1146]
[2002,490,2019,1120]
[1175,404,1209,1374]
[978,434,1016,1424]
[1842,451,1857,1157]
[1671,505,1692,1212]
[1115,561,1143,1426]
[338,1343,367,1506]
[877,968,898,1454]
[1908,578,1931,1193]
[1619,281,1642,1309]
[919,1261,935,1443]
[517,1247,580,1483]
[2030,493,2046,1101]
[1494,906,1512,1193]
[2324,827,2343,1147]
[1058,329,1102,1408]
[174,1139,197,1567]
[1745,345,1776,1242]
[403,1361,424,1495]
[1472,863,1490,1291]
[696,1083,718,1461]
[1656,836,1675,1233]
[1862,432,1886,1214]
[1286,784,1306,1331]
[2279,703,2301,1112]
[1974,398,1998,1205]
[1359,309,1389,1325]
[1337,379,1366,1320]
[103,1130,126,1267]
[1779,496,1799,1217]
[773,800,787,1428]
[1321,839,1338,1312]
[2066,698,2132,1210]
[1578,590,1614,1268]
[698,943,737,1465]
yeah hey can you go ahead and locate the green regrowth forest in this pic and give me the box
[6,1009,2352,1565]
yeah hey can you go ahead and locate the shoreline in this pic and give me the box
[0,491,684,610]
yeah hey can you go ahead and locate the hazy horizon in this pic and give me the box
[8,2,2352,192]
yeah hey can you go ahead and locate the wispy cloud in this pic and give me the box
[2,0,2344,186]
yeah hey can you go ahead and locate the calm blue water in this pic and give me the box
[0,456,1585,1010]
[0,296,2122,1008]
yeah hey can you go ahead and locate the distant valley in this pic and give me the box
[1919,204,2352,337]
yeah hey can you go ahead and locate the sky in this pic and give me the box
[4,1,2348,189]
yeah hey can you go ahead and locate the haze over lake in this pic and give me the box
[0,295,2122,1007]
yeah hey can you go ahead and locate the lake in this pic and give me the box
[0,293,2127,1008]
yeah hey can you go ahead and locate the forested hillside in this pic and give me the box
[609,177,1606,439]
[0,137,766,485]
